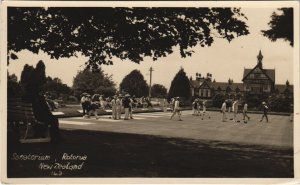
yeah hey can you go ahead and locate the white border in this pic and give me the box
[1,1,299,184]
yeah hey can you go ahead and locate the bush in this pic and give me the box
[68,96,78,103]
[212,93,225,108]
[268,95,292,112]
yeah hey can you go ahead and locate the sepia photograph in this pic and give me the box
[2,1,299,183]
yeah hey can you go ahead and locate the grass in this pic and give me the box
[7,129,293,178]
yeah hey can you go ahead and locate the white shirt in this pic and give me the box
[221,102,226,112]
[81,96,86,103]
[174,100,180,110]
[243,104,248,111]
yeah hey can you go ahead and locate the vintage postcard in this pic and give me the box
[1,1,299,184]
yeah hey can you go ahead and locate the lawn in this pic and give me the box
[7,129,293,178]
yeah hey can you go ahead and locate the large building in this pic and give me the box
[242,50,275,95]
[190,50,293,99]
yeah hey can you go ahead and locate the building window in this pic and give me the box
[206,90,209,97]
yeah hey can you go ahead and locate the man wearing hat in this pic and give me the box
[192,98,199,116]
[260,101,269,123]
[221,99,227,122]
[170,97,182,121]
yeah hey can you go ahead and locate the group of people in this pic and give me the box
[191,99,211,120]
[221,99,269,123]
[80,93,135,120]
[80,92,271,123]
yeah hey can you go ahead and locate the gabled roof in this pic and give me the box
[265,69,275,82]
[190,78,207,88]
[242,64,275,83]
[275,84,294,93]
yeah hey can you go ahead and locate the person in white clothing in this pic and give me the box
[116,96,122,120]
[232,99,239,122]
[99,95,105,110]
[221,100,227,122]
[243,101,250,123]
[111,95,118,120]
[129,97,134,119]
[170,97,182,121]
[201,100,210,120]
[162,98,168,112]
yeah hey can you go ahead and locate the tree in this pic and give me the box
[151,84,168,98]
[42,76,72,99]
[212,93,225,108]
[8,73,22,98]
[120,70,149,97]
[8,7,249,68]
[262,8,293,46]
[168,68,191,99]
[20,61,47,101]
[73,68,116,97]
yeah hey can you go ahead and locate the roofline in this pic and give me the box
[242,64,275,82]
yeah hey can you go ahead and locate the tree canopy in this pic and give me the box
[151,84,168,98]
[120,70,149,97]
[73,68,116,97]
[43,77,72,98]
[168,68,191,99]
[8,7,249,69]
[262,8,293,46]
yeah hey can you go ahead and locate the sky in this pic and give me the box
[8,8,294,91]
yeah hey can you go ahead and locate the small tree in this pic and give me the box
[168,68,191,99]
[151,84,168,98]
[73,68,116,98]
[120,70,149,97]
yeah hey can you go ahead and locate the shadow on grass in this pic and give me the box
[7,129,293,178]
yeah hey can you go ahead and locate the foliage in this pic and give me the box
[268,95,292,112]
[120,70,149,97]
[212,93,226,108]
[262,8,293,46]
[151,84,168,98]
[244,93,267,109]
[73,68,116,97]
[8,7,249,68]
[42,77,72,99]
[20,61,47,101]
[168,68,191,99]
[7,73,22,98]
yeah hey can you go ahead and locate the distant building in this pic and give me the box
[242,50,275,95]
[190,50,293,99]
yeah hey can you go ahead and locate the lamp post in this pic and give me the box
[149,67,154,101]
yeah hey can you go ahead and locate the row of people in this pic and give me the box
[81,94,135,120]
[80,93,271,123]
[221,99,268,123]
